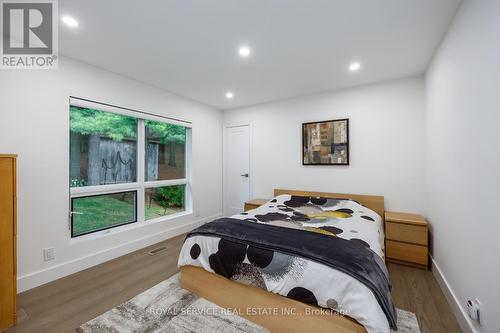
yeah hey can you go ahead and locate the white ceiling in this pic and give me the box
[59,0,461,110]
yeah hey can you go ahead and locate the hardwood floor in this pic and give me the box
[389,264,462,333]
[6,234,461,333]
[7,235,185,333]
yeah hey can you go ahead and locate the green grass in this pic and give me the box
[72,193,135,236]
[72,193,184,236]
[145,201,183,220]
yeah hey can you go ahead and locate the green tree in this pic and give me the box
[70,106,137,140]
[70,106,137,185]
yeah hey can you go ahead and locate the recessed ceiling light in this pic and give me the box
[349,62,361,72]
[62,16,79,28]
[225,91,234,99]
[238,46,251,58]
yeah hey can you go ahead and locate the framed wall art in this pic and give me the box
[302,118,349,165]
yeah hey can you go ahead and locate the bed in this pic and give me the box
[178,189,395,333]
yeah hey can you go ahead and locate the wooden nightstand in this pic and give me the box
[244,199,269,211]
[385,211,428,270]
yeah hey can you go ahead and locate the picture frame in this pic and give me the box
[302,119,349,165]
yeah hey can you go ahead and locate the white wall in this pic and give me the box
[0,57,223,292]
[426,1,500,332]
[224,76,426,213]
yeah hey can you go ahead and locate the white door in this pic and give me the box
[224,124,251,216]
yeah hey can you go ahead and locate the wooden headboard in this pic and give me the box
[273,188,385,219]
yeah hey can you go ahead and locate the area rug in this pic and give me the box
[77,273,420,333]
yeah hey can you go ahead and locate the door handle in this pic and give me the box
[240,173,249,178]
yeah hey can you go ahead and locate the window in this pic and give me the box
[70,108,138,186]
[69,99,191,237]
[71,192,137,237]
[144,185,185,220]
[145,120,186,181]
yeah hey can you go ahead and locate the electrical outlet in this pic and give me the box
[43,247,55,261]
[475,299,482,325]
[467,298,482,325]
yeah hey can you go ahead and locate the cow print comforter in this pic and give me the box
[178,195,393,333]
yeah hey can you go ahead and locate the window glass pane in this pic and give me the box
[71,191,137,237]
[145,120,186,181]
[145,185,185,220]
[70,106,137,187]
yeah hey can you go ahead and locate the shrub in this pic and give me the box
[153,186,184,210]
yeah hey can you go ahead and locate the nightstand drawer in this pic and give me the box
[244,199,269,212]
[386,240,428,266]
[385,222,427,246]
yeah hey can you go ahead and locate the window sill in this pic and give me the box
[70,210,193,243]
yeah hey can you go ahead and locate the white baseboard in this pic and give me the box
[17,213,222,293]
[431,256,477,333]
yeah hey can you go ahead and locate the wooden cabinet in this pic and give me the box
[0,155,16,331]
[385,211,428,270]
[244,199,269,212]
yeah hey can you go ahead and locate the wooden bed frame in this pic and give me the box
[180,189,385,333]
